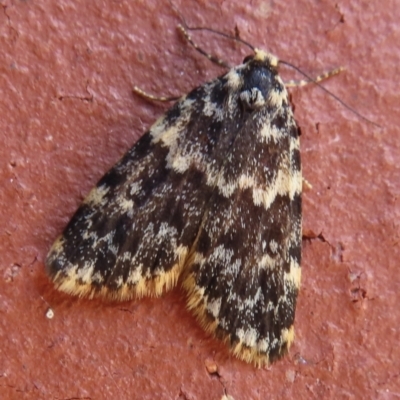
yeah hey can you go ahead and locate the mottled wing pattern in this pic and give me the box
[47,56,256,299]
[184,79,302,364]
[182,65,302,364]
[46,50,302,366]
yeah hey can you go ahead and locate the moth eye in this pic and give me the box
[243,55,254,63]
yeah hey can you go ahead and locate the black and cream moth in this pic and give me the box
[46,48,301,367]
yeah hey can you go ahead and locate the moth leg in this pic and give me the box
[132,24,232,102]
[285,66,344,87]
[302,177,313,190]
[132,86,180,102]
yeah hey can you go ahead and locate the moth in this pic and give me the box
[46,25,337,366]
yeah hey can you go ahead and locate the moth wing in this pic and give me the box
[182,101,302,366]
[46,70,249,300]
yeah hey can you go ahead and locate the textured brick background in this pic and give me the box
[1,0,399,399]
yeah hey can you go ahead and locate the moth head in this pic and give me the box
[253,49,279,67]
[239,49,283,111]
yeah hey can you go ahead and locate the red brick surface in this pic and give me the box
[1,0,399,399]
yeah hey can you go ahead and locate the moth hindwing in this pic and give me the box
[46,48,302,367]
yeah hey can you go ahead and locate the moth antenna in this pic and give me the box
[281,60,381,128]
[169,0,254,65]
[169,0,255,52]
[169,0,380,128]
[177,24,231,68]
[182,25,255,52]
